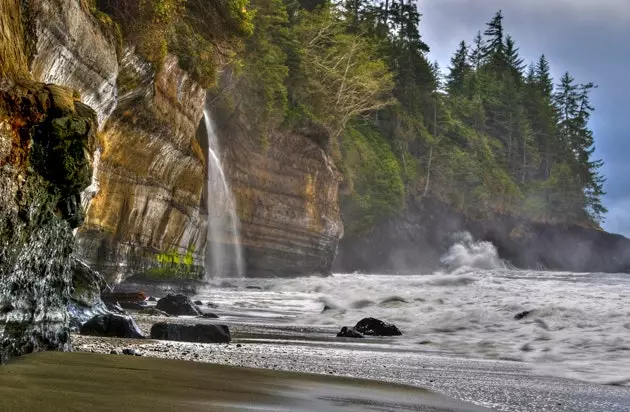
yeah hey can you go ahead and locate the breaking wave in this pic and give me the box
[440,232,506,271]
[196,234,630,386]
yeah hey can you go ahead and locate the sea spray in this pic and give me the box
[203,108,245,279]
[440,231,506,271]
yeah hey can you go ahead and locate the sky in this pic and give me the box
[416,0,630,236]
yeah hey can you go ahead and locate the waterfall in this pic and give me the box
[203,108,245,279]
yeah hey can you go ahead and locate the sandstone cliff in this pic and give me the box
[22,0,344,281]
[76,51,208,281]
[213,105,343,277]
[20,0,207,281]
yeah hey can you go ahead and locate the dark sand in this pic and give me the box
[0,351,489,412]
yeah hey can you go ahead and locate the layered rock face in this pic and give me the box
[76,52,208,281]
[10,0,343,284]
[21,0,207,282]
[214,109,343,277]
[29,0,119,125]
[334,198,630,274]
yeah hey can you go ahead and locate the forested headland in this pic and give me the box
[88,0,607,237]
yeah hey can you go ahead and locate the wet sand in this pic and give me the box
[0,351,488,412]
[72,317,630,412]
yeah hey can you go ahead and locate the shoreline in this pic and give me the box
[72,327,630,412]
[0,351,489,412]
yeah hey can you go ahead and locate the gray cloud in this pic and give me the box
[417,0,630,236]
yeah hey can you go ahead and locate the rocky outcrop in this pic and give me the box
[0,76,97,361]
[75,51,208,282]
[335,198,630,274]
[213,106,344,277]
[21,0,344,281]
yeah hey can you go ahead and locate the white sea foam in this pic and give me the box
[197,235,630,386]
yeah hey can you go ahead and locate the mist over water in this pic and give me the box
[203,108,244,279]
[199,234,630,386]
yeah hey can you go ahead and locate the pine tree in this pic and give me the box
[504,35,525,76]
[446,41,471,95]
[482,10,505,64]
[469,31,485,69]
[554,72,580,146]
[535,55,553,97]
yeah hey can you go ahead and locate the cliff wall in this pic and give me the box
[0,0,98,359]
[23,0,344,280]
[214,106,343,277]
[75,51,208,281]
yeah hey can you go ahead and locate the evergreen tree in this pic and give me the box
[535,55,553,97]
[469,31,485,69]
[554,72,580,146]
[482,10,505,64]
[446,41,471,95]
[504,35,525,76]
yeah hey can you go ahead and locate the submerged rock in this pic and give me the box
[150,323,231,344]
[514,310,533,320]
[336,327,364,338]
[156,294,202,317]
[354,318,402,336]
[193,300,203,306]
[79,314,144,339]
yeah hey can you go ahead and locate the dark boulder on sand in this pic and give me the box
[104,301,127,315]
[336,326,364,338]
[139,308,171,317]
[150,323,231,343]
[80,314,144,339]
[156,294,202,316]
[198,312,219,319]
[355,317,402,336]
[118,301,148,311]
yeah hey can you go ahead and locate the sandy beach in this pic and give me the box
[0,351,489,412]
[71,314,630,412]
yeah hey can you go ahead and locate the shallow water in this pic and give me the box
[198,268,630,387]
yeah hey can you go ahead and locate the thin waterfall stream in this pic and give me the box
[203,107,244,279]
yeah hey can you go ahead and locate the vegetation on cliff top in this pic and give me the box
[231,1,607,234]
[90,0,253,87]
[91,0,607,235]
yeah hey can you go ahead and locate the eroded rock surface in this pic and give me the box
[76,52,208,282]
[215,106,344,277]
